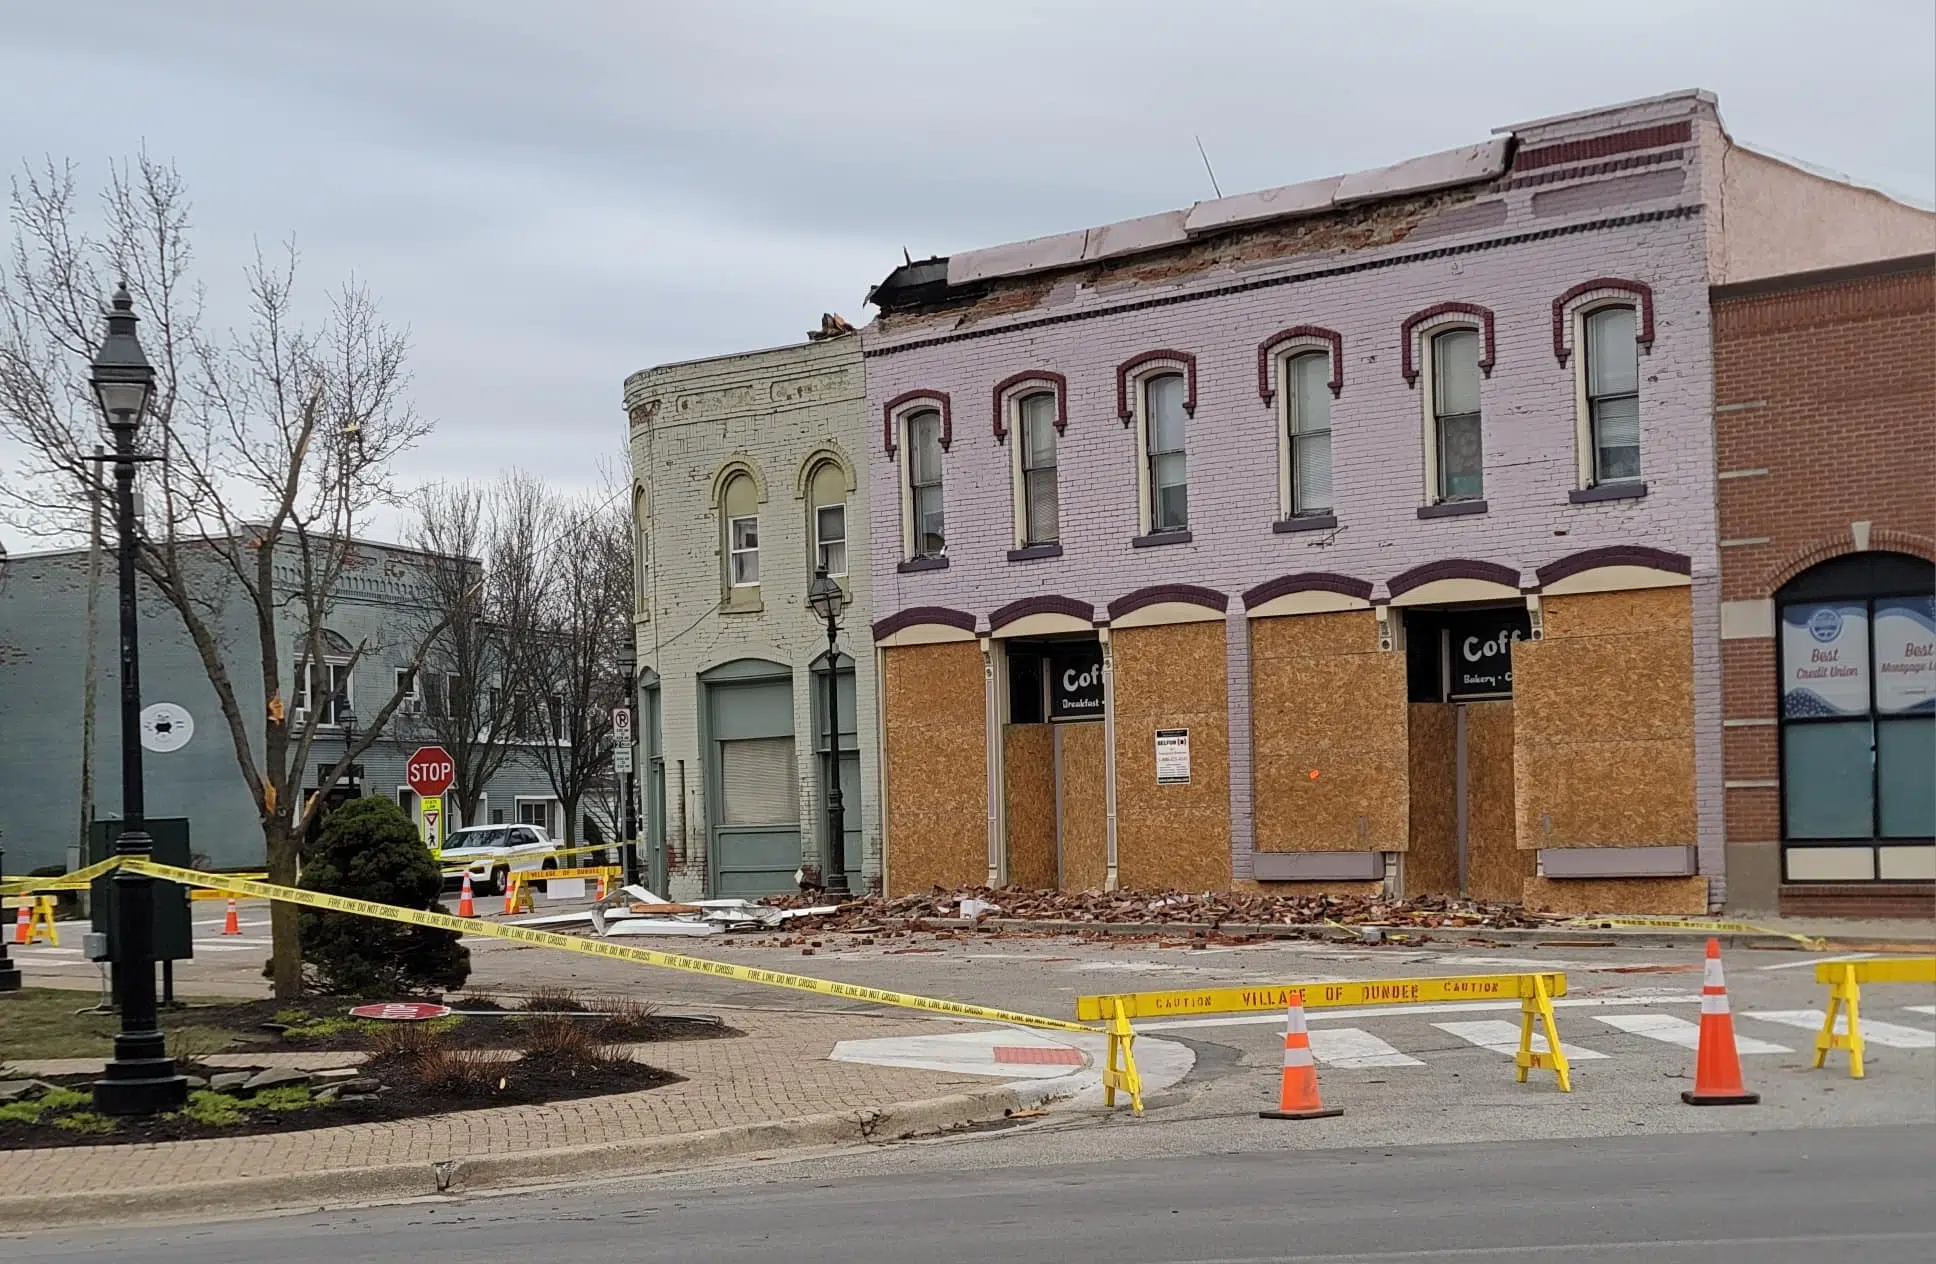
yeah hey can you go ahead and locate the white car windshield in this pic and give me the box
[446,828,512,851]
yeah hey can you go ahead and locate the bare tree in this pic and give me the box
[522,489,630,848]
[410,474,546,828]
[0,156,440,997]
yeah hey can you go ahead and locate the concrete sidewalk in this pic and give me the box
[0,1009,1046,1230]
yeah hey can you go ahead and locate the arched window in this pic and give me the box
[806,460,847,578]
[1139,373,1189,535]
[904,408,946,560]
[720,471,759,591]
[632,483,649,617]
[1777,551,1935,883]
[1426,327,1483,503]
[1015,391,1059,547]
[1582,305,1641,484]
[1281,350,1333,518]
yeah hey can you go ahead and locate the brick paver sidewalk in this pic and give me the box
[4,1010,1002,1199]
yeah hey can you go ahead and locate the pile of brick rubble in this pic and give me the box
[758,886,1556,931]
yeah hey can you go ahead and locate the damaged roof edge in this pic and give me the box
[912,135,1514,299]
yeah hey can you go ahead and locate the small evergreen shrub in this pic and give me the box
[298,797,470,997]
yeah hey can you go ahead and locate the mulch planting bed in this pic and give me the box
[0,1056,680,1150]
[184,997,736,1053]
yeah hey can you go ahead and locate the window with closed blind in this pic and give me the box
[717,737,798,826]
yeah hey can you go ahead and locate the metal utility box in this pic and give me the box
[88,817,194,962]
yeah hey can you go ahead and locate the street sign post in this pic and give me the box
[406,746,455,797]
[612,706,632,742]
[419,795,443,850]
[348,1002,451,1022]
[613,745,633,774]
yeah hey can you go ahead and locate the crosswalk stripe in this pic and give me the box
[1758,953,1876,972]
[1745,1010,1936,1049]
[1593,1012,1791,1055]
[1905,1005,1936,1017]
[1307,1027,1424,1068]
[1432,1019,1608,1060]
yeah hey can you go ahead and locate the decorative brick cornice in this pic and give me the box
[988,594,1098,631]
[870,606,976,642]
[1115,350,1196,425]
[1241,571,1375,609]
[1512,121,1692,172]
[881,389,951,456]
[1401,303,1495,386]
[990,371,1068,442]
[1500,147,1684,191]
[1552,278,1655,364]
[1387,558,1521,598]
[1256,326,1344,405]
[1107,584,1229,621]
[1536,545,1691,587]
[1759,530,1936,595]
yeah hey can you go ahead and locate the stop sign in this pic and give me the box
[349,1002,451,1022]
[406,745,455,796]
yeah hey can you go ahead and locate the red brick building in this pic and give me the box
[1712,255,1935,917]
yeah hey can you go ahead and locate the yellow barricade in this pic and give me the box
[118,858,1096,1036]
[3,895,60,945]
[1811,957,1936,1079]
[1079,972,1575,1094]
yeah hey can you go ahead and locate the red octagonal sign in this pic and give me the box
[349,1002,451,1022]
[406,745,455,797]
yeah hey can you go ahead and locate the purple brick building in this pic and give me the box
[853,90,1931,912]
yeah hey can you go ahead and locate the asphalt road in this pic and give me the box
[20,1125,1934,1263]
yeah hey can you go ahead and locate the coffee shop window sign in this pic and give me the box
[1049,642,1105,722]
[1447,609,1532,702]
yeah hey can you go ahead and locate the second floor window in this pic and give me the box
[907,408,946,558]
[1144,373,1188,532]
[808,460,847,577]
[1584,305,1641,483]
[1284,351,1333,516]
[1431,328,1483,502]
[292,659,352,726]
[1018,391,1059,545]
[720,471,759,590]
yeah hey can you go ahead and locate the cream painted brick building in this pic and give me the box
[623,334,878,898]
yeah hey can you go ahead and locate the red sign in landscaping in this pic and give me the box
[349,1002,452,1022]
[406,745,455,796]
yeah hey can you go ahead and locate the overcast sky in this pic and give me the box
[2,0,1931,513]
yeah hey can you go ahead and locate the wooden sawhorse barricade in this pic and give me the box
[1078,971,1575,1114]
[1812,956,1936,1078]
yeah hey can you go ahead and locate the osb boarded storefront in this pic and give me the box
[883,641,986,896]
[1111,621,1232,890]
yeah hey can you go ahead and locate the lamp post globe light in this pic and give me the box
[614,640,640,886]
[89,285,188,1114]
[807,567,849,896]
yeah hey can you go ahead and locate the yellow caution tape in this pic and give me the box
[1563,914,1826,948]
[121,858,1096,1035]
[0,857,123,896]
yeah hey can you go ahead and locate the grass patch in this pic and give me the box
[176,1090,246,1127]
[250,1085,316,1112]
[0,987,249,1060]
[51,1111,116,1135]
[520,986,588,1013]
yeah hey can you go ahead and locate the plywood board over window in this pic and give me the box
[1111,621,1232,890]
[883,641,987,895]
[1513,587,1697,851]
[1058,722,1110,891]
[1002,724,1057,889]
[1252,611,1409,853]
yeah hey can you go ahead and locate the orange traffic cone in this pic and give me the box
[12,903,31,945]
[1260,991,1344,1120]
[221,898,242,936]
[457,873,477,919]
[1682,938,1760,1106]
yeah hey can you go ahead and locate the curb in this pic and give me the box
[886,916,1936,953]
[0,1086,1035,1232]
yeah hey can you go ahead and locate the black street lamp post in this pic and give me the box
[89,285,188,1115]
[0,538,17,987]
[806,568,850,897]
[615,641,640,887]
